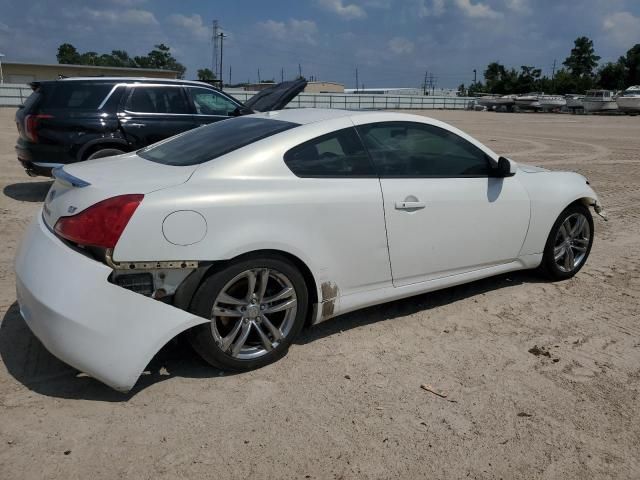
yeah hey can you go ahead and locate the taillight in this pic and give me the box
[54,194,144,249]
[24,114,53,143]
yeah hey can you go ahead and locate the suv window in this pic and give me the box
[39,82,114,110]
[357,121,491,177]
[125,86,189,114]
[188,87,238,116]
[284,128,375,177]
[138,117,299,166]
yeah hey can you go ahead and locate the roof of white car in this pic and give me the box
[253,108,370,125]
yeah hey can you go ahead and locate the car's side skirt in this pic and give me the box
[311,254,542,325]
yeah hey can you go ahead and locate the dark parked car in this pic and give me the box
[15,77,306,176]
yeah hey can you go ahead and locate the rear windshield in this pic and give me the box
[40,82,114,110]
[138,116,299,166]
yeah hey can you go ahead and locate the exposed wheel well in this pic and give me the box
[174,249,319,326]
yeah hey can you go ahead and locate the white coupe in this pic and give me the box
[15,109,606,391]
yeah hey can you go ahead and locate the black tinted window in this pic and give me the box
[126,86,189,114]
[40,82,113,110]
[357,122,490,177]
[284,128,374,177]
[138,117,298,166]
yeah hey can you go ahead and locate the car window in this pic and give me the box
[138,117,299,166]
[189,87,238,116]
[357,121,491,177]
[284,127,375,177]
[126,86,189,114]
[39,82,114,110]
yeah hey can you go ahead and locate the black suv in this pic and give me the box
[15,77,306,176]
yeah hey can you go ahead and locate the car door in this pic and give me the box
[282,125,392,296]
[355,120,530,287]
[185,86,244,127]
[118,84,194,148]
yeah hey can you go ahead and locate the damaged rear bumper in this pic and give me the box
[14,213,208,391]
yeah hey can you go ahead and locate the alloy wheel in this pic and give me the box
[210,268,298,360]
[553,212,591,273]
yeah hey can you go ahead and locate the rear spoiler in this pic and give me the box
[52,167,91,188]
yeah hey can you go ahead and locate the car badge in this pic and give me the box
[67,206,77,214]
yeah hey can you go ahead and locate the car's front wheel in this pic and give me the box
[539,203,594,280]
[188,254,308,371]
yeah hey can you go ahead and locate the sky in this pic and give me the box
[0,0,639,88]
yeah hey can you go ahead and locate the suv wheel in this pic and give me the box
[86,148,126,160]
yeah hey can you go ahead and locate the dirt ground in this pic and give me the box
[0,107,639,479]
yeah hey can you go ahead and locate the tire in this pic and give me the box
[188,254,308,371]
[85,148,126,160]
[539,203,594,280]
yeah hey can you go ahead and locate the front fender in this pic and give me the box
[518,171,603,256]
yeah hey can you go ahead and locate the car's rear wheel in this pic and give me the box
[188,255,308,371]
[86,148,126,160]
[539,203,594,280]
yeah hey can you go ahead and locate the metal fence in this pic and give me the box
[0,83,33,106]
[229,91,473,110]
[0,83,473,110]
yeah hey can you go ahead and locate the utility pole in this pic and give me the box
[473,69,477,84]
[212,20,219,78]
[229,65,232,85]
[355,67,359,92]
[258,68,261,83]
[298,63,302,78]
[552,59,557,80]
[281,67,284,82]
[218,32,226,89]
[423,70,428,95]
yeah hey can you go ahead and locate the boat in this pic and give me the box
[615,86,640,113]
[583,90,618,113]
[565,94,584,111]
[538,95,567,111]
[515,93,542,110]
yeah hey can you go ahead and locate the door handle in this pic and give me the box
[128,123,146,128]
[395,201,426,210]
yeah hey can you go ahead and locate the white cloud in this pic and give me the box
[504,0,530,14]
[417,0,445,17]
[258,19,319,45]
[168,14,209,39]
[454,0,502,19]
[603,11,640,47]
[78,8,158,25]
[388,36,415,54]
[317,0,367,19]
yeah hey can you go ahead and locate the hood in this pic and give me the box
[41,152,196,230]
[243,78,308,112]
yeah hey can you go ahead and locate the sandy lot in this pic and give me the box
[0,107,639,479]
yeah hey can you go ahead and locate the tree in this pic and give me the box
[516,65,542,93]
[56,43,81,64]
[197,68,216,81]
[563,36,600,78]
[620,44,640,86]
[134,44,186,78]
[598,62,626,91]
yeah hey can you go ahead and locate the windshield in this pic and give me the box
[138,116,299,166]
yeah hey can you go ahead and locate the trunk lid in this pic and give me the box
[243,78,308,112]
[42,152,196,230]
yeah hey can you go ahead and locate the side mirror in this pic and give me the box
[492,156,515,178]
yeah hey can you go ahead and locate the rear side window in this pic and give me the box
[125,86,190,114]
[138,117,299,166]
[188,87,239,116]
[284,128,375,177]
[39,82,114,110]
[357,121,491,177]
